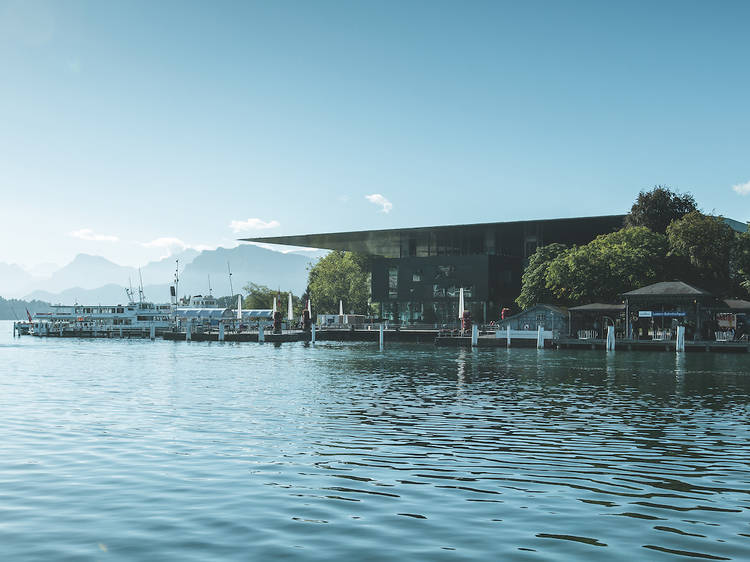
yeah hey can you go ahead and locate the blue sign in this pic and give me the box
[639,310,686,318]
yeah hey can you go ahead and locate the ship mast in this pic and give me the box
[126,277,135,303]
[174,259,180,306]
[138,268,145,304]
[227,262,234,300]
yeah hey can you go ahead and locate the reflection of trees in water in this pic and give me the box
[316,347,750,440]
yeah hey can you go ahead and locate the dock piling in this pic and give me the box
[606,325,615,351]
[379,323,384,350]
[311,323,316,344]
[218,322,225,342]
[259,324,265,342]
[676,325,685,353]
[507,326,511,348]
[537,326,544,349]
[471,325,479,347]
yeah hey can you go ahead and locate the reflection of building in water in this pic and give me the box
[244,215,624,325]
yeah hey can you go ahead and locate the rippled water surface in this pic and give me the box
[1,321,749,560]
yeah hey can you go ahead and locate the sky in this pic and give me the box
[1,0,749,270]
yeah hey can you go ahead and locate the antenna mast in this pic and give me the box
[227,262,234,298]
[126,277,135,303]
[138,268,145,304]
[174,259,180,306]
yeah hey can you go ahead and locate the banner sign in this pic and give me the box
[639,311,686,318]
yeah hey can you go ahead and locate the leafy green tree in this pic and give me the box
[667,211,735,293]
[516,243,568,309]
[625,186,697,233]
[307,251,370,315]
[732,230,750,294]
[545,227,669,305]
[241,283,302,315]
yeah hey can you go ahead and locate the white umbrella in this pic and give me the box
[237,295,242,320]
[272,297,277,314]
[307,298,312,314]
[288,293,294,320]
[339,299,344,316]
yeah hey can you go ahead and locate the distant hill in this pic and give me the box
[0,263,35,297]
[25,284,136,306]
[42,254,136,293]
[0,297,52,320]
[19,244,318,305]
[178,244,313,297]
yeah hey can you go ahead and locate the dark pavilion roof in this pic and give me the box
[569,303,626,311]
[622,281,712,298]
[243,214,625,257]
[722,299,750,310]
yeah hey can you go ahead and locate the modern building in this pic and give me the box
[244,215,625,324]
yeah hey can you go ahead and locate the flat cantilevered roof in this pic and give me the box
[242,214,626,257]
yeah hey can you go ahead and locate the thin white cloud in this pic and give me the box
[141,237,189,250]
[365,193,393,213]
[229,218,281,233]
[69,228,119,242]
[732,180,750,196]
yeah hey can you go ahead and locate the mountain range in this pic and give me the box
[1,244,326,305]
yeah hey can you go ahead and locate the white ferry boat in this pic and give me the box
[31,300,174,338]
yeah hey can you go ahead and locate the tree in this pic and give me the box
[516,243,568,309]
[732,230,750,294]
[625,186,697,233]
[307,251,370,315]
[544,227,669,305]
[667,211,736,294]
[241,283,302,315]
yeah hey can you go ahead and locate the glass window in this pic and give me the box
[388,267,398,299]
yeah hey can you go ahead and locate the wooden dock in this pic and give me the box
[555,338,750,353]
[162,328,439,343]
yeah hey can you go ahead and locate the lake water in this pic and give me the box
[1,320,749,560]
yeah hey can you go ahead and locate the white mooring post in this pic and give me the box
[60,325,64,337]
[119,326,123,338]
[471,324,479,347]
[218,322,225,342]
[379,323,384,350]
[507,325,511,348]
[258,324,265,343]
[676,325,685,353]
[537,325,544,349]
[606,325,615,351]
[150,324,156,340]
[186,321,192,341]
[311,323,316,344]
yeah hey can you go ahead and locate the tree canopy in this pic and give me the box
[516,243,568,309]
[666,211,736,294]
[307,251,370,315]
[241,282,302,316]
[543,227,669,306]
[516,186,750,309]
[625,186,697,233]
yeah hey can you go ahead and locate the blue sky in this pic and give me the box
[1,0,749,269]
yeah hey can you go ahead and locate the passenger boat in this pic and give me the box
[31,299,175,338]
